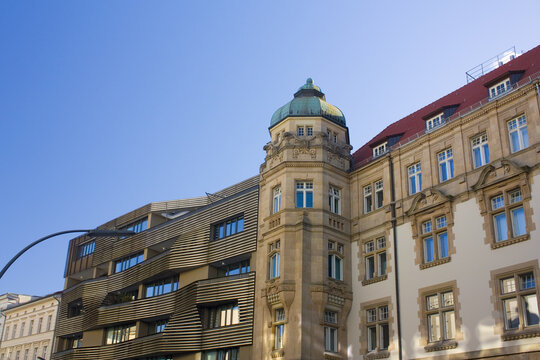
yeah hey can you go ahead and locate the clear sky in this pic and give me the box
[0,1,539,296]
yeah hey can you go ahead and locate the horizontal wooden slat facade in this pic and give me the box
[54,181,258,360]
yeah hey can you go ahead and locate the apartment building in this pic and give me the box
[0,293,60,360]
[52,45,540,360]
[0,293,37,348]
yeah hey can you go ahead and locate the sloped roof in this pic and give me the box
[352,45,540,169]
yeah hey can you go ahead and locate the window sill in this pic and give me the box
[420,257,451,270]
[271,349,284,358]
[323,351,342,359]
[365,350,390,359]
[491,234,529,249]
[502,327,540,341]
[424,340,458,352]
[362,274,387,286]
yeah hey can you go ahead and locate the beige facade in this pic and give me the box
[0,293,36,349]
[0,294,60,360]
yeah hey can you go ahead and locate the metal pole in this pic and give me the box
[0,229,135,280]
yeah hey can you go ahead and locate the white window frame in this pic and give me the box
[269,241,281,279]
[306,126,313,136]
[364,237,387,281]
[272,186,281,214]
[508,115,528,153]
[471,133,489,168]
[324,326,338,352]
[438,148,454,182]
[297,126,304,136]
[374,180,383,209]
[426,113,444,132]
[408,163,422,195]
[373,142,388,158]
[363,185,372,214]
[329,186,341,215]
[489,78,511,99]
[328,251,343,281]
[296,181,313,208]
[273,308,285,350]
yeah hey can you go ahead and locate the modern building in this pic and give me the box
[0,293,37,348]
[0,293,61,360]
[53,45,540,360]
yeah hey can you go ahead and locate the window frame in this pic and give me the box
[490,261,540,341]
[77,240,95,258]
[372,142,388,158]
[488,187,528,248]
[144,276,179,298]
[328,241,343,281]
[408,163,422,195]
[363,179,383,214]
[273,307,286,350]
[507,114,529,153]
[323,310,338,353]
[104,323,137,345]
[471,132,489,169]
[212,215,245,240]
[420,215,450,266]
[328,186,341,215]
[426,113,444,132]
[114,252,144,273]
[295,181,313,208]
[418,281,462,351]
[272,186,281,214]
[204,303,240,329]
[438,148,454,183]
[269,240,280,279]
[489,78,512,99]
[361,300,392,356]
[362,236,388,285]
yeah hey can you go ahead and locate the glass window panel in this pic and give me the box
[366,308,376,323]
[520,273,535,290]
[422,221,432,234]
[511,207,526,237]
[296,191,303,208]
[378,252,387,276]
[503,298,520,329]
[424,237,434,262]
[444,311,455,339]
[377,237,386,249]
[306,192,313,208]
[436,216,446,229]
[442,291,454,307]
[501,277,516,294]
[523,294,539,326]
[427,295,439,310]
[379,306,388,320]
[380,323,389,350]
[428,314,441,342]
[494,213,508,242]
[438,232,449,258]
[367,326,377,351]
[473,147,482,167]
[366,256,375,279]
[366,241,374,253]
[335,256,342,280]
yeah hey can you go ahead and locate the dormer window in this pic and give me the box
[489,78,511,99]
[426,113,444,132]
[373,142,388,158]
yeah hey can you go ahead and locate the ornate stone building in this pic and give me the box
[52,45,540,360]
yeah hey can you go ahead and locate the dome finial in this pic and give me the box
[306,78,313,85]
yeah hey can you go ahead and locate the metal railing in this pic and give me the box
[355,70,540,169]
[466,46,517,83]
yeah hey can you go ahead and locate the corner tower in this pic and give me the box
[254,79,353,359]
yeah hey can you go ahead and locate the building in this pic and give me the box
[0,293,61,360]
[0,293,37,348]
[53,45,540,360]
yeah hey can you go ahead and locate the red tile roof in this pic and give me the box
[352,44,540,169]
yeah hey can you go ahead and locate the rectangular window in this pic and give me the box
[120,217,148,238]
[68,299,84,318]
[114,252,144,273]
[364,237,387,282]
[408,163,422,195]
[306,126,313,136]
[29,320,33,335]
[508,115,529,153]
[373,142,388,157]
[205,303,240,328]
[489,78,511,99]
[491,189,526,243]
[296,182,313,208]
[273,308,285,350]
[329,186,341,214]
[438,149,454,182]
[204,348,239,360]
[499,271,539,332]
[213,215,245,240]
[324,326,338,352]
[426,113,444,132]
[328,254,343,281]
[145,276,179,298]
[425,291,456,343]
[366,305,389,352]
[363,185,372,214]
[270,251,280,279]
[105,324,136,344]
[37,318,42,333]
[272,186,281,214]
[20,322,25,337]
[148,319,168,335]
[374,180,383,209]
[66,334,83,349]
[78,240,95,258]
[217,259,250,277]
[421,216,449,264]
[297,126,305,136]
[472,133,489,168]
[46,315,52,331]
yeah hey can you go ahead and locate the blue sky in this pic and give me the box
[1,1,539,296]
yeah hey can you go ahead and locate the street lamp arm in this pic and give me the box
[0,229,93,280]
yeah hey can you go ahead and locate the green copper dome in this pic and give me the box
[270,78,346,128]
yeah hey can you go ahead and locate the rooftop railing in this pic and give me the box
[466,46,518,83]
